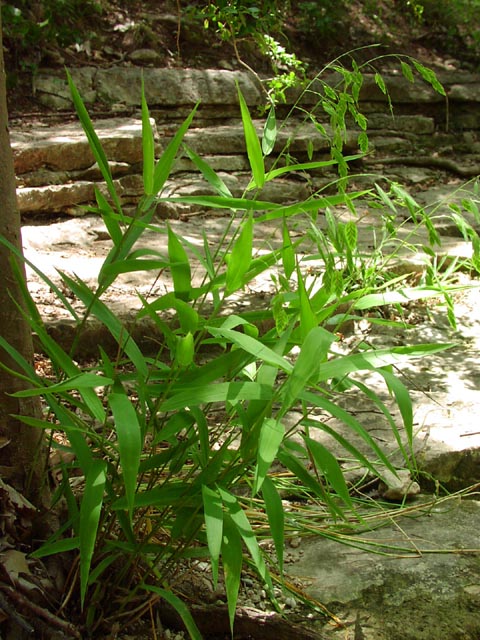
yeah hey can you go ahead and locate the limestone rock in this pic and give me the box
[377,469,420,501]
[12,118,154,175]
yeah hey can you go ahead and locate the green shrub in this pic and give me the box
[3,56,478,637]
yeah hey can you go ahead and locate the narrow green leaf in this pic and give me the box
[226,213,253,295]
[153,104,199,194]
[144,585,202,640]
[159,381,272,412]
[59,273,148,378]
[261,476,284,575]
[262,106,277,156]
[108,383,143,521]
[304,437,353,508]
[254,418,284,495]
[79,460,106,609]
[141,76,155,196]
[31,536,80,558]
[168,223,192,301]
[297,268,318,340]
[281,326,334,413]
[207,326,292,373]
[94,188,123,245]
[184,145,233,198]
[66,70,122,213]
[282,219,295,279]
[237,83,265,188]
[219,488,272,591]
[202,485,223,588]
[221,515,243,634]
[12,373,113,397]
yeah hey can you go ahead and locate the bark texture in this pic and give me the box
[0,8,48,509]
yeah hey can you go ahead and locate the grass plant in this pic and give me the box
[1,55,479,638]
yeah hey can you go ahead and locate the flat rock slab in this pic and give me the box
[289,498,480,640]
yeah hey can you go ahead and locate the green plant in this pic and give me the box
[2,58,472,638]
[2,0,102,71]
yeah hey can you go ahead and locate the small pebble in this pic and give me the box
[289,536,301,548]
[284,596,297,608]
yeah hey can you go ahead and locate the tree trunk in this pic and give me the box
[0,7,49,510]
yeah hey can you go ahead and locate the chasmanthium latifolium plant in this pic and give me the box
[2,58,474,637]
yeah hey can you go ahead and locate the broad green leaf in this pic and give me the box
[281,326,335,414]
[207,326,292,373]
[79,460,106,608]
[304,437,353,508]
[254,418,284,495]
[67,71,122,214]
[225,213,253,295]
[108,383,143,521]
[261,476,284,575]
[184,145,233,198]
[237,83,265,188]
[12,373,113,397]
[168,223,192,301]
[221,515,243,634]
[141,76,155,195]
[202,485,223,587]
[153,104,199,194]
[144,585,202,640]
[262,106,277,156]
